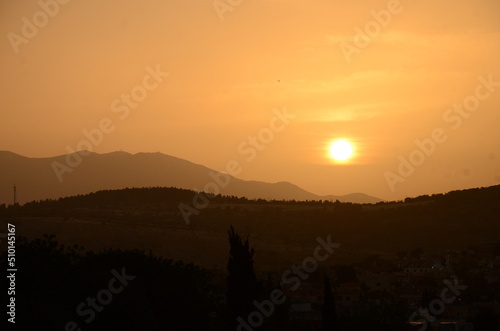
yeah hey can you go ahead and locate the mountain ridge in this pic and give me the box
[0,150,381,204]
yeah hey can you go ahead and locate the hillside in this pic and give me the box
[2,185,499,271]
[0,151,381,204]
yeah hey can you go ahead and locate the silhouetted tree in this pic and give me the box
[322,276,338,331]
[226,226,261,329]
[420,286,433,308]
[0,234,215,330]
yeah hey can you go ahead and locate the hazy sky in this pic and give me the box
[1,0,499,200]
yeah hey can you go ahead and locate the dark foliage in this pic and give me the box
[0,234,215,330]
[226,226,261,329]
[322,276,338,331]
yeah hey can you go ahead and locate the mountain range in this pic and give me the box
[0,151,381,205]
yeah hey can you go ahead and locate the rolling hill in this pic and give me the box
[0,151,381,205]
[1,185,499,271]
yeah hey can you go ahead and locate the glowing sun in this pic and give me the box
[329,140,353,161]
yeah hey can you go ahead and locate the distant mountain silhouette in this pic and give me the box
[0,151,381,204]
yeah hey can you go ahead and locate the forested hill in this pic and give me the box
[2,184,499,215]
[1,185,499,269]
[402,184,500,205]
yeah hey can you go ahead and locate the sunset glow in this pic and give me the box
[329,140,353,162]
[1,0,499,201]
[1,3,499,329]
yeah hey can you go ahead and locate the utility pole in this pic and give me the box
[13,185,17,206]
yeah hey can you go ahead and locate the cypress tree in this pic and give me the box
[322,276,338,331]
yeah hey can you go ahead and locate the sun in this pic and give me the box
[329,140,353,161]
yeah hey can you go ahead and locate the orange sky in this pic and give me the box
[1,0,499,200]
